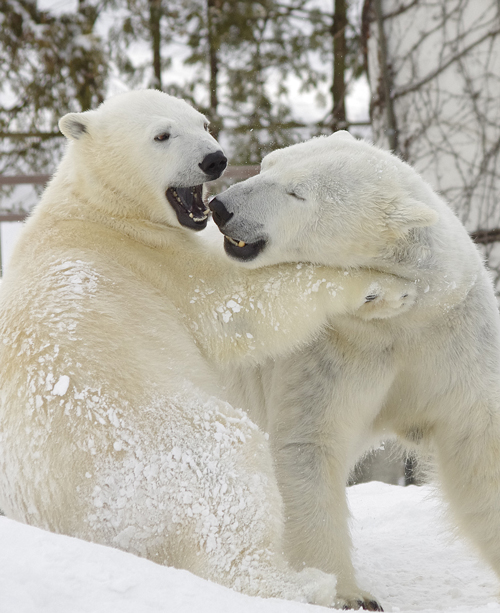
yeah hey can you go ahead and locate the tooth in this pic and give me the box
[226,236,247,247]
[189,212,194,218]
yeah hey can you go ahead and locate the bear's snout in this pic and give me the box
[199,151,227,180]
[209,197,233,228]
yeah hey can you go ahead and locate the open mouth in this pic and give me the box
[166,185,209,230]
[223,235,267,261]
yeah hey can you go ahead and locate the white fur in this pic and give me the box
[214,132,500,609]
[0,93,415,606]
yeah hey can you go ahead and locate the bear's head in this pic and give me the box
[209,131,439,268]
[59,89,227,231]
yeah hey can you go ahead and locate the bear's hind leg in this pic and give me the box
[434,400,500,579]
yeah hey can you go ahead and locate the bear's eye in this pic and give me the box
[154,132,170,142]
[286,191,305,201]
[204,123,210,132]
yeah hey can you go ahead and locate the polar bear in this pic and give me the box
[0,92,415,607]
[208,131,500,610]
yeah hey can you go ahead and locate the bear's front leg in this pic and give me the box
[264,336,391,611]
[188,265,417,365]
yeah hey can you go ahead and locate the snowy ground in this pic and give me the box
[1,482,498,613]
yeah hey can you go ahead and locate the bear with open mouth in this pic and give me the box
[0,90,417,607]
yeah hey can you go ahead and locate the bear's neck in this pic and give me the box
[36,157,196,252]
[47,151,171,226]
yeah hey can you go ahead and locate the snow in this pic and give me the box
[1,482,498,613]
[51,375,70,396]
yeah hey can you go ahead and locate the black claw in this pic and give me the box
[342,600,384,611]
[342,602,365,611]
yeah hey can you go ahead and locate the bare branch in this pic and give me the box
[394,28,500,99]
[381,0,420,20]
[0,132,62,139]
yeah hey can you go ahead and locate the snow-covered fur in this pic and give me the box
[210,131,500,609]
[0,92,415,606]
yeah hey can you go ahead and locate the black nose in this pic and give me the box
[199,151,227,179]
[209,197,233,228]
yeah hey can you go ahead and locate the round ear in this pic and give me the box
[59,111,93,140]
[260,150,279,172]
[385,197,439,238]
[329,130,355,141]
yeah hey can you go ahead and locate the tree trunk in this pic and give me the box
[331,0,347,131]
[207,0,222,139]
[76,0,101,110]
[373,0,399,153]
[149,0,162,90]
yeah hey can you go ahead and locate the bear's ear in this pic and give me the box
[385,198,439,237]
[260,150,279,172]
[329,130,355,141]
[59,112,92,140]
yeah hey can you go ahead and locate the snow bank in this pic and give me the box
[0,482,498,613]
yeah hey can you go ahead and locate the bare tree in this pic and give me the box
[363,0,500,293]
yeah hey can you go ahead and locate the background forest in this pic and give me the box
[0,0,365,171]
